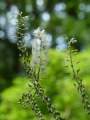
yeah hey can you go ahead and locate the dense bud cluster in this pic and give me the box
[65,38,90,115]
[18,92,44,120]
[33,81,65,120]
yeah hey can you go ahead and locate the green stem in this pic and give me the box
[69,50,76,79]
[69,48,90,115]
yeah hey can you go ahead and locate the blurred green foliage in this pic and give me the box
[0,49,90,120]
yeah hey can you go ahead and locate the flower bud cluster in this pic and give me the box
[31,27,49,75]
[14,11,30,72]
[18,92,44,120]
[76,78,90,115]
[65,38,90,116]
[33,81,65,120]
[14,10,29,20]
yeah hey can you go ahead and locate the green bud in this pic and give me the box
[25,28,28,30]
[18,102,21,104]
[14,36,17,38]
[19,54,22,57]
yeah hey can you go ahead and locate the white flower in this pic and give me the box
[39,30,46,40]
[70,37,77,44]
[31,27,50,75]
[33,27,41,38]
[33,27,46,40]
[31,39,41,68]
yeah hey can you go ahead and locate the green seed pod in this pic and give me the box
[19,54,22,57]
[18,102,21,104]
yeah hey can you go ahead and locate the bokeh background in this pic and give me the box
[0,0,90,120]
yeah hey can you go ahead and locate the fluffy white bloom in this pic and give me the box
[31,39,40,67]
[31,27,49,75]
[33,27,46,40]
[70,37,77,44]
[33,27,41,38]
[39,30,46,40]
